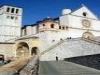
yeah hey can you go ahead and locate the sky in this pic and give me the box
[0,0,100,26]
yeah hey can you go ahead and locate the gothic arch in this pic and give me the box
[16,42,29,57]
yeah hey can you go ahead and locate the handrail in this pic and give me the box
[19,55,39,75]
[81,37,100,45]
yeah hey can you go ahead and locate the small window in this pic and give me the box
[7,7,10,12]
[16,9,19,14]
[51,24,54,28]
[11,8,15,13]
[11,16,14,19]
[83,12,87,17]
[52,40,55,42]
[43,24,45,26]
[60,38,63,40]
[7,16,10,19]
[59,26,61,29]
[15,17,18,20]
[24,29,27,35]
[62,26,65,29]
[66,26,68,29]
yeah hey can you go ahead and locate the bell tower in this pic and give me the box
[0,5,22,42]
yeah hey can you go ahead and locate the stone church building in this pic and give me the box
[0,5,100,61]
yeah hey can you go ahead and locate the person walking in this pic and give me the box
[56,56,58,61]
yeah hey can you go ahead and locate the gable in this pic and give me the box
[71,6,98,20]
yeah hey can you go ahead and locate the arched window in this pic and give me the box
[7,7,10,12]
[43,24,45,26]
[31,47,38,55]
[66,26,68,29]
[11,16,14,19]
[16,9,19,14]
[11,8,15,13]
[51,24,54,28]
[83,12,87,17]
[62,26,65,30]
[59,26,61,29]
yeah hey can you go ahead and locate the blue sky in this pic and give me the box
[0,0,100,26]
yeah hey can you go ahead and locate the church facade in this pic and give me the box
[22,5,100,44]
[0,5,100,60]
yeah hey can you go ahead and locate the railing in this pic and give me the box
[19,55,39,75]
[81,37,100,45]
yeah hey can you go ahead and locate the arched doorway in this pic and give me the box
[82,32,94,39]
[16,42,29,58]
[31,47,39,55]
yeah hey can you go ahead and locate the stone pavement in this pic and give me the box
[39,61,100,75]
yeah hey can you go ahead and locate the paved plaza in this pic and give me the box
[39,61,100,75]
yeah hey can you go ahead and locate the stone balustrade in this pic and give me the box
[19,55,39,75]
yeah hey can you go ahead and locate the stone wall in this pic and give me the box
[40,38,100,61]
[64,54,100,70]
[0,43,14,60]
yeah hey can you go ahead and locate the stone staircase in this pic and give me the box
[40,39,66,55]
[40,37,100,61]
[40,38,82,56]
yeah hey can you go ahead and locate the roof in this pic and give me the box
[0,5,22,8]
[15,34,39,40]
[0,42,14,44]
[42,17,55,22]
[22,24,38,29]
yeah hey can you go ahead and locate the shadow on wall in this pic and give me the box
[64,54,100,70]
